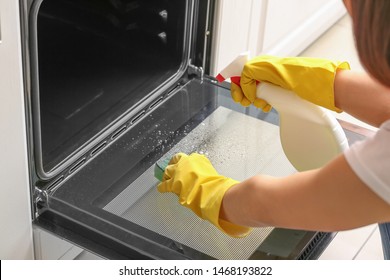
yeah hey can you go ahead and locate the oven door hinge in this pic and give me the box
[188,61,204,82]
[33,186,49,218]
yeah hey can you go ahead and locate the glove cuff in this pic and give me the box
[203,178,253,238]
[297,60,350,112]
[218,219,253,238]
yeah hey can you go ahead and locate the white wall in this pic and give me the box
[210,0,346,75]
[0,0,34,259]
[262,0,346,56]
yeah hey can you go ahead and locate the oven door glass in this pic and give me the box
[31,0,188,176]
[38,79,334,260]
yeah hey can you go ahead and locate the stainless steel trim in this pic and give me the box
[90,141,107,157]
[69,158,86,174]
[202,0,211,70]
[111,126,127,140]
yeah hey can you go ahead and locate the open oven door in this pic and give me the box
[20,0,349,259]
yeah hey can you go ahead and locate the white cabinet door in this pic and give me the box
[210,0,268,75]
[263,0,346,56]
[210,0,346,75]
[0,0,34,259]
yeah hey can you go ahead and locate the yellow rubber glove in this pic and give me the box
[232,55,350,112]
[157,153,252,238]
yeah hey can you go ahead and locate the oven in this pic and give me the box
[19,0,364,260]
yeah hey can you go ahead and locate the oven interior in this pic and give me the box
[33,0,187,175]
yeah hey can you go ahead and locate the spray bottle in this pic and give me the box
[216,53,348,171]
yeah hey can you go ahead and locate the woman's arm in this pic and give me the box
[220,154,390,231]
[334,70,390,127]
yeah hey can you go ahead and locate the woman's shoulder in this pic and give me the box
[344,118,390,204]
[380,118,390,130]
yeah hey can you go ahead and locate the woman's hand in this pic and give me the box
[158,153,252,238]
[232,55,350,112]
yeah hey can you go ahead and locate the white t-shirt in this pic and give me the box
[344,119,390,205]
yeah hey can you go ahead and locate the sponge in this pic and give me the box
[154,157,171,181]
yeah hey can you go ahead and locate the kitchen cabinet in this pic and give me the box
[211,0,346,75]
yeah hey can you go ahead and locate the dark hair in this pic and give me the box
[349,0,390,87]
